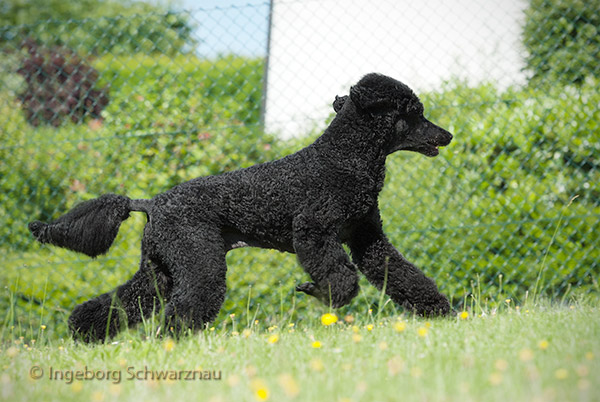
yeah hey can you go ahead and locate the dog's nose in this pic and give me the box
[443,132,453,145]
[426,119,453,146]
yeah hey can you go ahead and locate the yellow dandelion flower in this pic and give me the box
[344,315,355,323]
[288,323,295,328]
[310,358,324,372]
[585,352,594,360]
[459,311,469,320]
[6,347,18,358]
[109,384,121,397]
[91,390,104,402]
[505,299,511,304]
[242,329,252,338]
[387,356,405,376]
[227,374,240,387]
[555,368,568,380]
[267,334,279,344]
[231,331,239,336]
[351,325,360,333]
[163,338,175,352]
[410,367,423,378]
[277,373,300,398]
[229,313,236,319]
[538,340,549,350]
[71,382,83,393]
[251,379,270,401]
[209,327,215,332]
[366,324,374,331]
[321,313,338,326]
[40,325,46,330]
[312,341,322,348]
[245,365,258,378]
[255,388,269,401]
[352,333,362,343]
[425,322,432,328]
[417,327,428,338]
[489,372,502,386]
[356,381,368,392]
[576,365,589,377]
[578,379,590,391]
[519,349,534,362]
[118,358,127,367]
[494,359,508,371]
[393,321,406,333]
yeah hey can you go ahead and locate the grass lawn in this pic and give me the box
[1,301,599,402]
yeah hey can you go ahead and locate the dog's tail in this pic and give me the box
[28,194,153,258]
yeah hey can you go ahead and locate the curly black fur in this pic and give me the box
[29,73,454,342]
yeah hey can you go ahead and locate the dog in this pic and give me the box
[29,73,453,341]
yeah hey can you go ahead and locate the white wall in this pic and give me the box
[264,0,527,138]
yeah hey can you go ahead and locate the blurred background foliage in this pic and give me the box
[0,0,598,338]
[0,0,195,54]
[523,0,600,86]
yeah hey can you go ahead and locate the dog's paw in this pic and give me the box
[296,282,323,297]
[69,295,118,343]
[411,293,452,317]
[28,221,47,241]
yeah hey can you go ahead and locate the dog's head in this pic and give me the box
[347,73,453,157]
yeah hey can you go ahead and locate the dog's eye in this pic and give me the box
[395,119,408,133]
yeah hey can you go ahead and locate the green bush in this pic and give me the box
[414,79,600,298]
[523,0,600,86]
[0,0,195,55]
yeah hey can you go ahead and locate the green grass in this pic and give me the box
[2,301,599,402]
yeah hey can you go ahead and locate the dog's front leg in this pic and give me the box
[292,214,359,308]
[348,210,451,316]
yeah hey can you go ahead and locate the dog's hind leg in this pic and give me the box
[153,219,227,336]
[293,214,360,308]
[348,209,451,316]
[69,234,172,342]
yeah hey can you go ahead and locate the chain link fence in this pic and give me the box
[1,0,598,337]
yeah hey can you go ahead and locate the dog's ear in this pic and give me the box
[349,84,394,114]
[332,95,348,113]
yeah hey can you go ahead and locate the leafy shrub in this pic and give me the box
[16,39,108,126]
[415,79,600,298]
[0,0,195,56]
[523,0,600,86]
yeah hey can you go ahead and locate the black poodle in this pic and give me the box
[29,73,453,342]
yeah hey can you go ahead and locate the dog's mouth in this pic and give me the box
[423,133,453,157]
[424,144,440,157]
[414,142,447,157]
